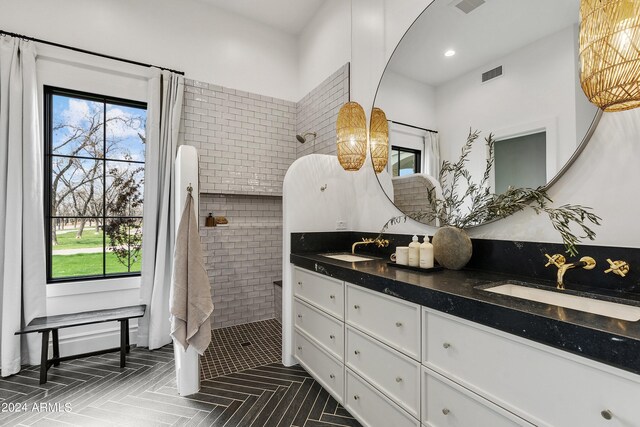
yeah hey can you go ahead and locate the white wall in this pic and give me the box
[0,0,299,101]
[297,0,351,100]
[435,26,584,182]
[375,71,436,129]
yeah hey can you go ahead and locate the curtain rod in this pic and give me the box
[0,30,185,76]
[389,120,438,134]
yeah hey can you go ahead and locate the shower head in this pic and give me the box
[296,132,317,143]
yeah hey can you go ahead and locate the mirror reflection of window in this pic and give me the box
[391,146,421,177]
[494,131,546,194]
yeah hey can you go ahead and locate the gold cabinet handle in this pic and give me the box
[395,322,403,327]
[601,410,613,420]
[442,408,450,415]
[443,342,451,349]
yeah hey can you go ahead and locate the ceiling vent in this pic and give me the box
[452,0,486,14]
[482,66,503,83]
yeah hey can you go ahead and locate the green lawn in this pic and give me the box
[52,252,141,278]
[53,230,104,250]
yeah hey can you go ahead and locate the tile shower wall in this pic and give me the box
[181,80,297,195]
[182,64,349,329]
[296,63,350,158]
[199,194,282,328]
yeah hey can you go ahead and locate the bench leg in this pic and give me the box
[40,330,50,385]
[52,329,60,366]
[120,319,129,368]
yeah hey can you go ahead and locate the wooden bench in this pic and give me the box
[15,304,146,384]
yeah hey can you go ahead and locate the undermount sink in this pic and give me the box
[482,283,640,322]
[320,253,374,262]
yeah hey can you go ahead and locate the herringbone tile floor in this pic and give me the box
[0,322,361,427]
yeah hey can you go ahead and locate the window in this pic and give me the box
[494,131,546,194]
[391,146,421,177]
[45,87,147,283]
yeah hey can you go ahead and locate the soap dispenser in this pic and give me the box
[420,235,434,269]
[408,235,420,267]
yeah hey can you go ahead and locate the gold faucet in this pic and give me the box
[352,237,389,254]
[544,253,596,290]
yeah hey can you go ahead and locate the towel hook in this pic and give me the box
[187,183,193,194]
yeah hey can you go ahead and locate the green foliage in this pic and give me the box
[104,165,144,272]
[381,129,601,256]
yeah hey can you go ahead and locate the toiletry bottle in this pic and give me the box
[408,235,420,267]
[205,213,215,227]
[420,235,434,269]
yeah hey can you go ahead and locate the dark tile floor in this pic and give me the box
[0,320,361,426]
[200,319,281,380]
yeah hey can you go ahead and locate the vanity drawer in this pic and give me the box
[422,367,531,427]
[423,308,640,427]
[346,325,420,418]
[294,267,344,320]
[294,329,344,403]
[345,368,419,427]
[294,297,344,361]
[346,283,421,360]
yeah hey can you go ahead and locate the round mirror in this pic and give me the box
[373,0,601,227]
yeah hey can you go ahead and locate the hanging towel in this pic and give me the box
[170,192,214,355]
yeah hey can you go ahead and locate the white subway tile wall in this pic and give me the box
[181,63,349,329]
[200,194,282,329]
[296,63,350,158]
[181,81,297,196]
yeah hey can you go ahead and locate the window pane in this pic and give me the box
[105,218,142,274]
[392,150,400,176]
[50,157,104,217]
[51,95,104,158]
[399,151,417,176]
[51,218,104,279]
[105,104,146,162]
[105,161,145,217]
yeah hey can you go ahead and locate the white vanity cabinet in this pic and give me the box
[423,307,640,427]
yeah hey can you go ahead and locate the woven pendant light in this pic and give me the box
[580,0,640,111]
[336,102,367,171]
[369,107,389,174]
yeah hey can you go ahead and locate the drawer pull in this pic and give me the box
[354,350,360,355]
[442,408,450,416]
[329,374,335,379]
[329,334,335,339]
[329,294,335,299]
[395,377,402,383]
[353,395,360,400]
[395,321,403,327]
[442,342,451,349]
[297,314,302,318]
[601,410,613,420]
[354,305,360,309]
[297,281,302,285]
[297,346,302,350]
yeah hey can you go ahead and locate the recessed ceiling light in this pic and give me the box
[444,50,456,57]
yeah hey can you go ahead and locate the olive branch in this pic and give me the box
[379,129,601,256]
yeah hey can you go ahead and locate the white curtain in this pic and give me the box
[0,37,46,375]
[424,131,440,178]
[138,69,184,349]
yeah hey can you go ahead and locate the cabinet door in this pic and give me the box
[346,283,421,360]
[422,367,531,427]
[294,329,344,403]
[423,308,640,427]
[294,267,344,320]
[295,297,344,361]
[346,326,420,419]
[345,368,420,427]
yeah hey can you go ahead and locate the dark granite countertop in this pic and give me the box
[290,252,640,376]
